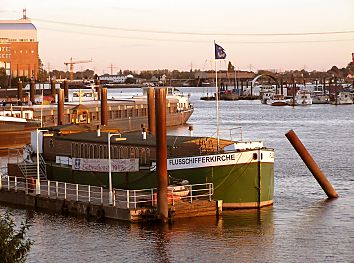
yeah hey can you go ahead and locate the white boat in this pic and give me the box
[260,90,275,104]
[290,90,312,106]
[311,92,330,104]
[331,92,353,105]
[268,94,288,106]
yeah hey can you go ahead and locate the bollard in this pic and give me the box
[50,79,56,99]
[57,89,64,125]
[101,88,108,126]
[155,88,168,222]
[285,129,338,199]
[63,79,69,102]
[30,79,36,104]
[95,79,101,100]
[147,88,156,135]
[18,80,23,105]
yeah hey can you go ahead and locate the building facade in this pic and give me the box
[0,12,39,79]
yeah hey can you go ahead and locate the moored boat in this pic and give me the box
[289,90,313,106]
[27,125,274,209]
[0,87,194,151]
[268,94,288,106]
[331,92,353,105]
[311,92,330,104]
[260,90,275,104]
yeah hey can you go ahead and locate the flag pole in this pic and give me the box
[214,41,220,152]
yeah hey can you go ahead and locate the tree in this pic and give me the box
[37,58,48,82]
[0,210,32,263]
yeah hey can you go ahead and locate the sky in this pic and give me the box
[2,0,354,74]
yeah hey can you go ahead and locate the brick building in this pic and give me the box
[0,11,39,79]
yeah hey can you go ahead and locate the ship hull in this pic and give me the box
[47,149,274,208]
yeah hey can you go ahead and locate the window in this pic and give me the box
[113,146,119,159]
[94,145,99,158]
[99,145,104,159]
[80,144,84,157]
[120,147,128,158]
[89,144,94,158]
[130,147,135,158]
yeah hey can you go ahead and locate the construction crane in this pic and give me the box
[64,57,92,80]
[107,64,119,75]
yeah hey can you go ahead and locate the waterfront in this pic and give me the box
[1,87,354,262]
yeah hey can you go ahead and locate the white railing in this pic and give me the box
[113,183,214,209]
[0,176,213,209]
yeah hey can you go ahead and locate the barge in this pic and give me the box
[23,124,274,209]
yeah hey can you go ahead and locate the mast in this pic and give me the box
[214,40,220,152]
[215,59,220,152]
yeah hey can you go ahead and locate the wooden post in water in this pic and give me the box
[63,79,69,102]
[58,89,64,125]
[30,79,35,104]
[147,88,156,135]
[155,88,168,222]
[101,87,108,126]
[17,80,23,105]
[95,79,101,100]
[50,79,56,100]
[280,78,283,95]
[250,81,253,97]
[285,130,338,199]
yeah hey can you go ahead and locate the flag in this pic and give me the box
[215,43,226,59]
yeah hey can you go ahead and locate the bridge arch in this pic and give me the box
[251,74,280,93]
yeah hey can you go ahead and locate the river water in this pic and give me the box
[1,87,354,262]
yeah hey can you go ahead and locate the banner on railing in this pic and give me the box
[72,158,139,172]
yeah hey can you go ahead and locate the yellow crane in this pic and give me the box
[64,57,92,80]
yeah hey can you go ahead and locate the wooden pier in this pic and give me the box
[0,176,220,223]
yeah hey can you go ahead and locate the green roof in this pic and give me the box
[55,130,212,147]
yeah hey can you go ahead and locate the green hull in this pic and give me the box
[47,160,274,208]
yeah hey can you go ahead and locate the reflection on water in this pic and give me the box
[1,87,354,262]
